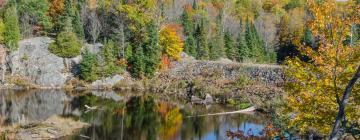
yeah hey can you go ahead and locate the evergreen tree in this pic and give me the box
[181,9,197,57]
[195,22,209,60]
[73,9,85,39]
[102,40,119,77]
[143,22,160,77]
[184,35,197,57]
[131,47,145,78]
[48,19,82,58]
[80,50,99,82]
[224,31,236,60]
[181,10,194,36]
[210,14,225,60]
[245,20,265,62]
[192,0,197,10]
[236,20,247,62]
[4,6,21,51]
[16,0,53,33]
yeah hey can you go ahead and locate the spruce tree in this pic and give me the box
[224,31,236,61]
[102,40,119,77]
[182,9,197,57]
[195,23,209,60]
[236,19,248,62]
[80,49,99,82]
[131,47,145,78]
[184,35,197,57]
[73,9,85,39]
[210,14,225,60]
[48,18,82,58]
[245,20,265,62]
[4,6,21,51]
[181,10,194,36]
[143,22,160,77]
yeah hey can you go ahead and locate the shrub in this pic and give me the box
[48,31,82,58]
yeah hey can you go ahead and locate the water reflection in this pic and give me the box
[0,90,271,140]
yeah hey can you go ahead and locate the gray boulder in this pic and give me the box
[91,74,124,89]
[7,37,76,88]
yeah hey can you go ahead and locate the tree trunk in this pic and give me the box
[329,66,360,140]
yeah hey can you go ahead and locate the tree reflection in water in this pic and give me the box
[0,90,273,140]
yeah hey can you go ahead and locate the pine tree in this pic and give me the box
[182,9,197,57]
[184,35,197,57]
[192,0,197,10]
[143,22,160,77]
[195,22,209,60]
[131,47,145,78]
[211,14,225,60]
[245,20,265,62]
[80,49,99,82]
[224,31,236,60]
[73,9,85,39]
[102,40,119,77]
[49,18,82,58]
[4,6,21,51]
[181,10,193,36]
[237,22,249,62]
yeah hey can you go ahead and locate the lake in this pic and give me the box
[0,90,287,140]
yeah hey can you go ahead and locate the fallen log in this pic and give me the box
[187,106,256,118]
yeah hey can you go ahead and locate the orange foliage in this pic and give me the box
[48,0,65,21]
[160,55,171,70]
[183,4,193,12]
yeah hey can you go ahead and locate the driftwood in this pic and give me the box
[187,106,256,118]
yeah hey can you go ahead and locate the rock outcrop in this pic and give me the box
[91,74,124,89]
[6,37,73,88]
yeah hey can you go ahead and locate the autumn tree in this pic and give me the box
[160,26,184,61]
[48,0,65,22]
[284,0,360,137]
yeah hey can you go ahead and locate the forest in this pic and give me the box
[0,0,328,79]
[0,0,359,139]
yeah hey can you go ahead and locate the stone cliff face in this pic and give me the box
[7,37,74,88]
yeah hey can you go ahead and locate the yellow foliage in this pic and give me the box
[159,26,184,60]
[285,0,360,135]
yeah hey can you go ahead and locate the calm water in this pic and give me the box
[0,90,276,140]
